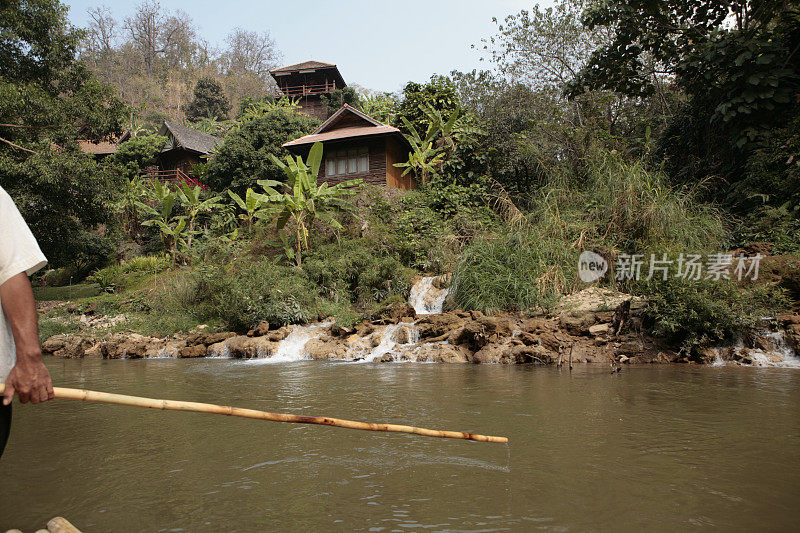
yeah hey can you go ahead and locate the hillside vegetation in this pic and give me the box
[2,0,798,357]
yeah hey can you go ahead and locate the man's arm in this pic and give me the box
[0,272,53,405]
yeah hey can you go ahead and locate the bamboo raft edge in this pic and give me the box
[0,384,509,444]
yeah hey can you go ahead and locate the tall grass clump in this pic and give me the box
[453,150,728,314]
[581,154,726,251]
[453,229,577,314]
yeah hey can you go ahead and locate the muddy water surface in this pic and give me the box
[1,359,799,531]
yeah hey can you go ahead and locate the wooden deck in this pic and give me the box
[278,82,337,97]
[142,168,207,189]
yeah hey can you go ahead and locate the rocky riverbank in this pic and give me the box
[39,287,800,366]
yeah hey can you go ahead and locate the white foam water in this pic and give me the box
[361,324,402,363]
[247,322,332,364]
[715,329,800,368]
[746,330,800,368]
[409,276,449,315]
[354,323,420,363]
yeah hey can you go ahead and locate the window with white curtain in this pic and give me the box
[325,147,369,177]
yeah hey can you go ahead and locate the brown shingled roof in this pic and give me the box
[270,60,337,73]
[77,140,118,155]
[282,105,408,149]
[283,125,404,148]
[159,121,222,155]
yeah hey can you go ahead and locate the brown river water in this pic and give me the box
[1,358,799,532]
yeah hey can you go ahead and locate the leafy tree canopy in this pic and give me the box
[205,109,318,194]
[320,86,361,115]
[397,75,461,136]
[184,76,232,121]
[109,133,166,179]
[567,1,800,147]
[0,0,127,268]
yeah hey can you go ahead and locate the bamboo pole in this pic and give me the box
[47,517,81,533]
[0,385,508,444]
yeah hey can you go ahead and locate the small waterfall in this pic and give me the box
[743,330,800,368]
[409,276,449,315]
[362,324,401,362]
[207,337,238,358]
[358,323,419,363]
[253,322,332,364]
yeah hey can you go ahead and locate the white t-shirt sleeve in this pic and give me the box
[0,187,47,286]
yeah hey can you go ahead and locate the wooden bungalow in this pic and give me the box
[283,104,415,190]
[151,121,222,182]
[269,60,347,121]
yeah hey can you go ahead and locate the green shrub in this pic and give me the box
[391,193,450,270]
[639,277,789,351]
[196,259,326,331]
[120,255,169,274]
[734,206,800,254]
[421,178,488,219]
[44,267,79,287]
[39,317,79,342]
[302,240,413,307]
[88,265,124,293]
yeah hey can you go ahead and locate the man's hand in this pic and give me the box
[0,272,53,405]
[3,356,53,405]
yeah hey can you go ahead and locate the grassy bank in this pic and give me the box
[37,153,795,355]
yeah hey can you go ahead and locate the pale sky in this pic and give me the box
[63,0,548,93]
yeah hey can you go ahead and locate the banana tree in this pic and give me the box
[178,183,224,247]
[136,181,187,264]
[227,188,270,232]
[115,175,147,237]
[419,103,485,154]
[266,142,361,266]
[393,116,446,185]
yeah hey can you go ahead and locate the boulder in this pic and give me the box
[42,335,69,355]
[473,343,512,364]
[186,331,236,346]
[43,335,97,358]
[224,336,277,359]
[589,323,611,336]
[511,344,555,364]
[475,316,513,338]
[399,343,471,363]
[306,338,350,360]
[559,313,597,336]
[373,300,417,323]
[416,313,468,338]
[696,346,720,365]
[179,344,207,358]
[115,333,156,359]
[247,321,271,337]
[83,342,104,359]
[538,331,563,353]
[157,339,186,358]
[266,327,291,342]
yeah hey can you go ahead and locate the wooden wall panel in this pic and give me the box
[316,138,386,186]
[385,137,415,189]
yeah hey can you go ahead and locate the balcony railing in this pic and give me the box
[278,82,337,97]
[142,168,207,190]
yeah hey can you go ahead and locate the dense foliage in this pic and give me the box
[205,109,318,193]
[0,0,126,269]
[184,77,231,121]
[12,0,799,354]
